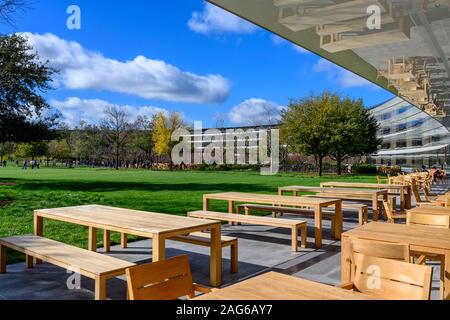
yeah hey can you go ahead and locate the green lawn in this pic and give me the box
[0,167,377,263]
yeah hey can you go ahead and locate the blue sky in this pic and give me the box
[1,0,394,127]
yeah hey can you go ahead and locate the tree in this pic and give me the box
[328,96,381,175]
[281,92,381,176]
[0,0,29,26]
[152,112,184,171]
[101,105,133,170]
[16,141,48,160]
[0,141,14,163]
[281,93,333,176]
[0,34,58,143]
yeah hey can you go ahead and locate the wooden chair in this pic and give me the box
[407,212,450,299]
[382,201,406,223]
[348,238,411,280]
[342,254,433,300]
[125,255,211,300]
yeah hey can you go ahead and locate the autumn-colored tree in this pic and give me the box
[152,112,184,171]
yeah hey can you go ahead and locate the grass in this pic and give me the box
[0,166,377,263]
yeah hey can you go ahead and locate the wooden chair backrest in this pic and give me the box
[351,238,410,264]
[407,212,450,229]
[410,179,423,203]
[126,255,195,300]
[353,254,433,300]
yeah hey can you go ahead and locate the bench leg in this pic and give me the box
[331,216,336,239]
[364,208,369,224]
[104,230,111,253]
[89,227,97,252]
[26,255,34,269]
[95,275,107,300]
[301,225,307,249]
[0,245,6,273]
[121,233,128,249]
[230,243,238,273]
[314,207,323,249]
[291,226,298,252]
[228,201,235,226]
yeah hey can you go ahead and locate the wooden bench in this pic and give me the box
[169,232,238,273]
[238,203,368,226]
[237,202,368,228]
[0,235,135,300]
[188,211,307,252]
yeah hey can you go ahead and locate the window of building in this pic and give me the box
[432,136,441,142]
[398,107,409,114]
[382,128,391,135]
[396,124,407,132]
[381,113,392,120]
[396,140,407,148]
[412,139,423,146]
[396,159,407,165]
[381,142,391,149]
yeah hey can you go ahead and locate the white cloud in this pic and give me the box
[271,35,311,54]
[188,3,257,35]
[313,58,378,89]
[228,98,284,126]
[50,97,169,128]
[22,32,230,104]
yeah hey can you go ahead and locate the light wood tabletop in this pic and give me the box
[194,272,378,300]
[279,186,388,221]
[34,205,223,287]
[203,192,342,248]
[320,182,412,210]
[341,222,450,300]
[408,206,450,216]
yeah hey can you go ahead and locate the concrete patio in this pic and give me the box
[0,186,448,300]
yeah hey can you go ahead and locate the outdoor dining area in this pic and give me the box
[1,170,450,300]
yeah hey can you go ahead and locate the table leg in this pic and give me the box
[103,230,110,253]
[278,189,283,196]
[399,188,405,211]
[88,227,97,252]
[203,196,210,211]
[341,235,352,284]
[228,200,235,226]
[95,275,107,300]
[26,255,34,269]
[406,187,412,209]
[334,202,343,240]
[314,206,323,249]
[0,245,6,273]
[372,195,379,221]
[210,224,222,287]
[121,233,128,249]
[34,213,43,264]
[152,235,166,262]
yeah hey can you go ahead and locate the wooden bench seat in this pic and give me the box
[242,202,368,226]
[0,235,135,300]
[188,211,307,252]
[169,232,238,273]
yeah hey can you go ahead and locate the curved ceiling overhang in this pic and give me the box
[207,0,450,125]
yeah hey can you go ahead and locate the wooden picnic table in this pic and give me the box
[320,182,412,210]
[203,192,342,248]
[34,205,223,287]
[278,186,388,221]
[341,222,450,300]
[194,272,378,300]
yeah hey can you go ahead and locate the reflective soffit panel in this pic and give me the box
[208,0,450,125]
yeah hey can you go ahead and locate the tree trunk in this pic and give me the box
[318,156,323,177]
[337,154,342,176]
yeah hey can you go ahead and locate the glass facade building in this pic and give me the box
[369,97,450,168]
